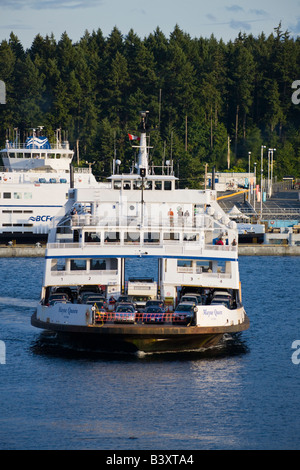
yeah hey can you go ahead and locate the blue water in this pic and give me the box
[0,256,299,450]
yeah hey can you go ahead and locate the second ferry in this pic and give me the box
[31,112,249,353]
[0,127,100,244]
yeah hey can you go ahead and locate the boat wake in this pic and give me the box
[0,296,38,309]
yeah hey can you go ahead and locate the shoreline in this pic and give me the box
[0,244,299,257]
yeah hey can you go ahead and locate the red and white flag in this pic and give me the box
[128,133,140,141]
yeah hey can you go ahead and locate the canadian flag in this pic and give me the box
[128,133,140,141]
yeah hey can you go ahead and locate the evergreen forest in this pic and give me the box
[0,23,299,187]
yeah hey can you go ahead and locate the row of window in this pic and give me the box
[5,152,70,159]
[2,209,33,213]
[0,192,32,199]
[0,191,68,199]
[113,180,173,191]
[2,223,33,227]
[51,258,118,272]
[83,231,199,243]
[50,258,228,274]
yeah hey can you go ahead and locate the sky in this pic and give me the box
[0,0,299,48]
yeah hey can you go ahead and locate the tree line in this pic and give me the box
[0,23,299,187]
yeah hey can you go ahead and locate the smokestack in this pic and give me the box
[212,166,215,190]
[70,164,74,188]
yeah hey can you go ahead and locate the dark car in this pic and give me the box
[80,292,106,305]
[47,293,69,305]
[172,303,197,326]
[85,295,107,306]
[180,294,202,305]
[142,306,165,324]
[145,299,165,311]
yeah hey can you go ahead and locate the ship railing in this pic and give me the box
[90,309,239,326]
[50,269,118,276]
[3,142,71,150]
[68,215,214,229]
[47,241,237,253]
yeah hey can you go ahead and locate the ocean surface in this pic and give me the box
[0,255,299,450]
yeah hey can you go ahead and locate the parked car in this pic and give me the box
[85,295,107,307]
[47,293,69,305]
[212,290,231,300]
[142,306,165,324]
[53,287,75,302]
[211,290,232,305]
[210,299,231,308]
[49,298,71,306]
[172,303,197,325]
[145,299,165,311]
[80,292,106,305]
[114,304,136,323]
[180,294,202,305]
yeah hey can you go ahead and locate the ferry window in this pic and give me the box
[2,210,12,213]
[90,259,106,270]
[14,192,22,199]
[24,153,31,158]
[104,232,120,243]
[70,259,87,271]
[109,258,118,270]
[133,180,142,189]
[24,193,32,199]
[144,232,160,243]
[113,181,121,189]
[123,181,131,190]
[125,232,140,243]
[145,181,152,190]
[85,232,101,243]
[3,192,11,199]
[155,181,162,190]
[177,260,192,268]
[196,260,212,272]
[164,181,172,190]
[51,258,66,271]
[163,232,180,240]
[17,153,23,158]
[216,260,226,273]
[23,210,33,213]
[183,233,199,241]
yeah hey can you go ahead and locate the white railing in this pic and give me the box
[47,240,238,253]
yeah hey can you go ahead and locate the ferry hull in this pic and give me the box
[31,311,249,353]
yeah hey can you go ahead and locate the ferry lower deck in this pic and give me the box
[31,310,249,353]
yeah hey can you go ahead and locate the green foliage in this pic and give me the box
[0,24,299,185]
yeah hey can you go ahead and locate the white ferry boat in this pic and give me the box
[0,127,100,244]
[31,112,249,353]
